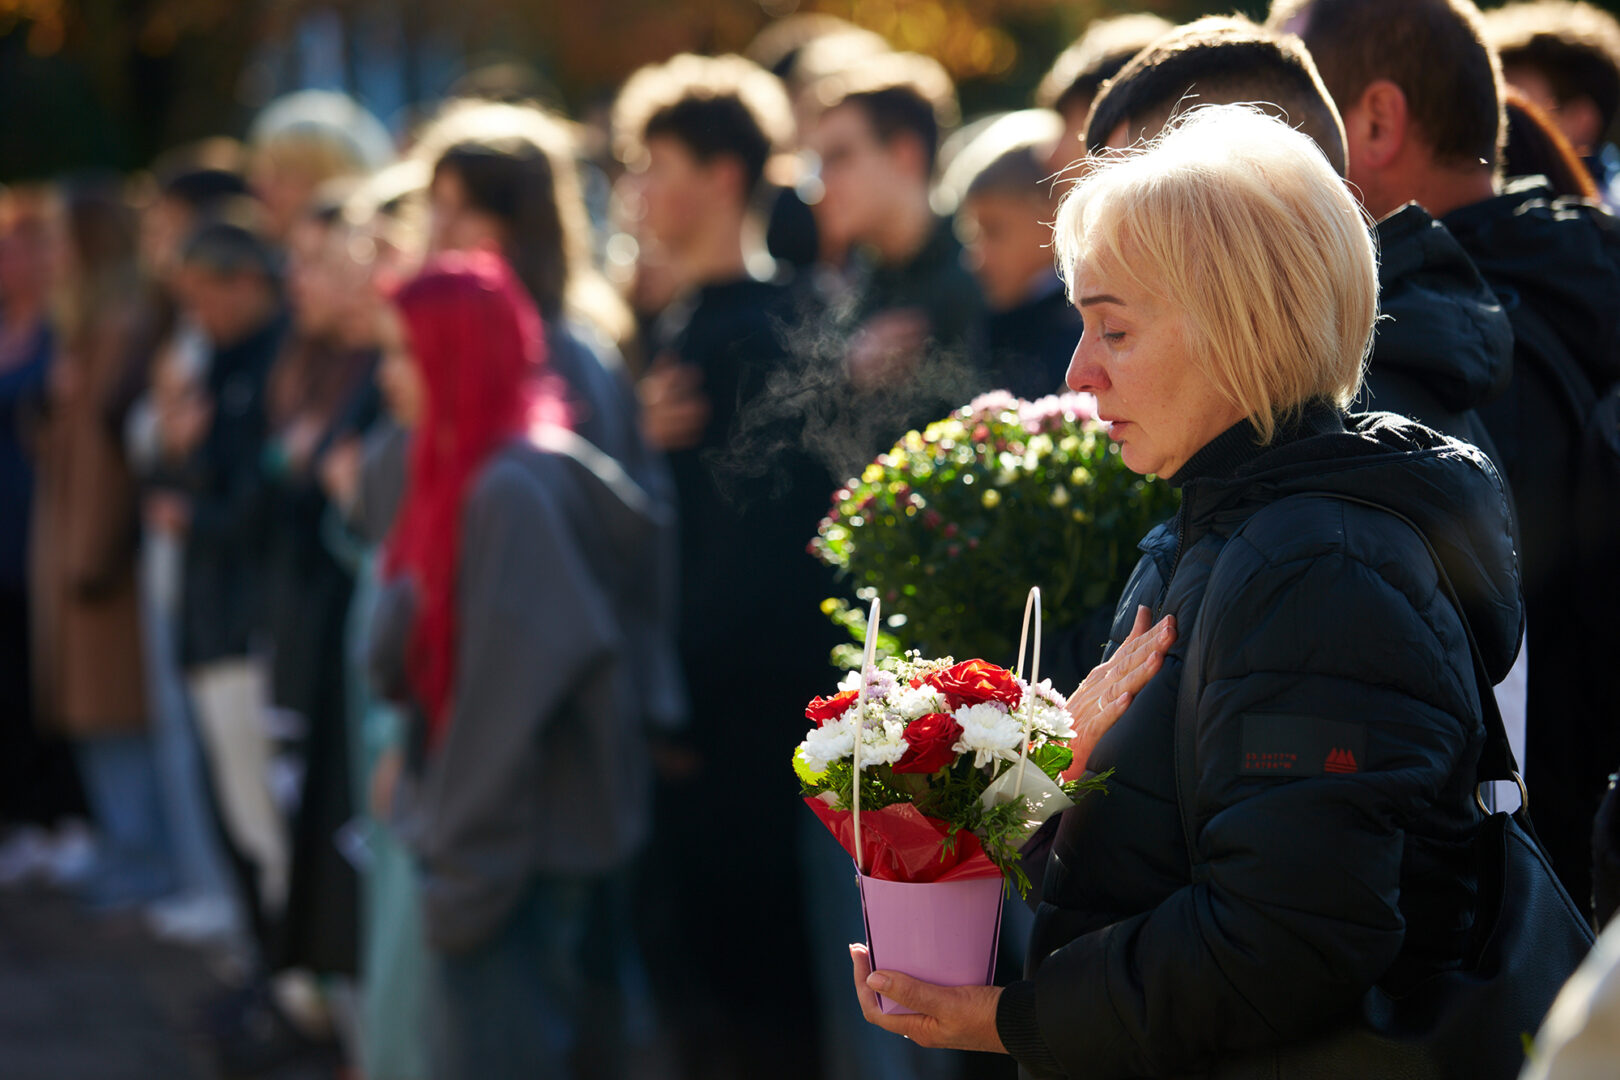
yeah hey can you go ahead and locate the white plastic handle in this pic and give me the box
[852,596,881,874]
[1013,587,1042,799]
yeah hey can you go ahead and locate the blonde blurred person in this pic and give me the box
[248,90,395,243]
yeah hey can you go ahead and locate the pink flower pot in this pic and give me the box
[857,871,1005,1015]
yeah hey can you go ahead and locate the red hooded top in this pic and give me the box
[382,250,569,747]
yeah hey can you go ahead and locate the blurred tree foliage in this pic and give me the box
[0,0,1614,180]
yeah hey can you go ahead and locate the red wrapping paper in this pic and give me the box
[804,797,1003,882]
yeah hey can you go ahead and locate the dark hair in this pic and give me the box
[813,52,958,175]
[159,167,250,213]
[1488,1,1620,142]
[1269,0,1504,169]
[1037,13,1176,117]
[613,54,792,198]
[180,216,279,282]
[415,102,634,351]
[645,96,775,192]
[1503,84,1601,197]
[434,138,566,319]
[1087,17,1348,177]
[843,86,942,173]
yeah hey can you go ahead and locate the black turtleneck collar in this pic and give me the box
[1167,399,1347,488]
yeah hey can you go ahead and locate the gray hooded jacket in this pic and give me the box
[373,429,680,954]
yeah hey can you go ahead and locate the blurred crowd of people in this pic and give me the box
[0,2,1618,1078]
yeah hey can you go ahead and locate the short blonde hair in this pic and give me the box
[1054,104,1376,443]
[250,90,395,182]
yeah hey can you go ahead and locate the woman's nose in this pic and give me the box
[1066,336,1109,394]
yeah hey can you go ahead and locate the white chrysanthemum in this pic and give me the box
[952,702,1025,768]
[799,716,855,774]
[893,684,948,721]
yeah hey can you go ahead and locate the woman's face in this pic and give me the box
[428,168,504,257]
[1065,253,1244,478]
[287,218,344,337]
[377,305,424,429]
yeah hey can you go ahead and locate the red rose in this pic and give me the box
[925,659,1022,712]
[893,713,963,774]
[805,689,860,727]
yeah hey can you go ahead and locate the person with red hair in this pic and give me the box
[370,251,679,1080]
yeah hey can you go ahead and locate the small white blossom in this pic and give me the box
[893,684,948,721]
[839,667,899,701]
[953,702,1025,768]
[859,717,910,769]
[1021,679,1078,742]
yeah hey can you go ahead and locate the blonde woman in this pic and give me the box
[849,105,1525,1078]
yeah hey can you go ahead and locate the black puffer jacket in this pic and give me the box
[997,406,1522,1079]
[1362,203,1512,475]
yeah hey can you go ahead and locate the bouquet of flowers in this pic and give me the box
[794,650,1108,897]
[810,391,1178,666]
[795,593,1109,1013]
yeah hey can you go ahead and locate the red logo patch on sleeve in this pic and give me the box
[1240,715,1368,777]
[1323,748,1359,774]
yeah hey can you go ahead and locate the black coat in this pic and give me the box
[179,312,287,667]
[1444,179,1620,909]
[999,407,1523,1079]
[1362,203,1512,475]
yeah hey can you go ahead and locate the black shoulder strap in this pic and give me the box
[1169,492,1526,879]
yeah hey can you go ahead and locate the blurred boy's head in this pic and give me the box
[807,52,958,251]
[751,18,892,137]
[943,111,1064,311]
[1037,13,1175,175]
[1087,16,1348,177]
[612,53,794,256]
[1484,1,1620,156]
[142,157,249,285]
[176,214,280,347]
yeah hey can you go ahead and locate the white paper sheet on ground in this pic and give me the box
[981,758,1074,849]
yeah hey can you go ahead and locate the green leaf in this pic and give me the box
[1029,742,1074,780]
[793,747,827,789]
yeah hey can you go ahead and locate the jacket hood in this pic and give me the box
[1369,203,1513,413]
[1181,408,1523,681]
[521,425,669,567]
[1443,178,1620,391]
